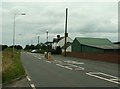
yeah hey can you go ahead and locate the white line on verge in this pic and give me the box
[30,84,36,89]
[27,76,31,81]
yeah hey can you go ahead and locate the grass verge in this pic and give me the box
[2,48,25,83]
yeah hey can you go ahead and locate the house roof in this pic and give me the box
[75,37,116,49]
[53,37,64,43]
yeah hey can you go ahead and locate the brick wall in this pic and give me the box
[66,52,120,64]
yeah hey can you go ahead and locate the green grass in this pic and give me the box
[2,48,25,83]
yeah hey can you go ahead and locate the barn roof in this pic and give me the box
[75,37,116,49]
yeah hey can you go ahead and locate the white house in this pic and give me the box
[52,36,73,52]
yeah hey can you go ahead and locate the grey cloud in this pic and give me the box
[2,2,118,47]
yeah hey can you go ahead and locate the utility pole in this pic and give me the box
[37,36,40,50]
[38,36,40,45]
[64,8,68,57]
[46,30,48,59]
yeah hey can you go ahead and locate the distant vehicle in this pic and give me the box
[31,49,37,53]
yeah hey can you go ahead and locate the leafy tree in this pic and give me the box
[2,45,8,50]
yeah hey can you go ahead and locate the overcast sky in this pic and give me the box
[1,0,119,47]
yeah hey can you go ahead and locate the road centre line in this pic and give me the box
[86,72,120,85]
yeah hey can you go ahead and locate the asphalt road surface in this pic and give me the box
[21,52,119,88]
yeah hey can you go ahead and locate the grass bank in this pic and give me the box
[2,48,25,83]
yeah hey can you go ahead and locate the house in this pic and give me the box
[61,42,72,52]
[52,35,73,52]
[72,37,116,53]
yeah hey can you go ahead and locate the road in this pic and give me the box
[21,52,119,88]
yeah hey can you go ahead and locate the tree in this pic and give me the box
[2,45,8,50]
[24,45,30,50]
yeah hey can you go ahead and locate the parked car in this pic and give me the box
[31,49,37,53]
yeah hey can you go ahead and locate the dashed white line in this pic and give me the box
[27,76,31,81]
[30,84,36,89]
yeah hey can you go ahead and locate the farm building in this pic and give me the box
[72,37,117,53]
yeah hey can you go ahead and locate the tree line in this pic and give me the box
[1,42,62,54]
[1,45,23,51]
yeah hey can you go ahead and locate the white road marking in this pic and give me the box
[30,84,36,89]
[98,72,118,79]
[75,67,85,70]
[64,66,73,70]
[86,72,120,85]
[46,61,51,63]
[27,76,31,81]
[68,64,78,67]
[110,78,120,81]
[56,64,65,68]
[64,60,84,64]
[66,64,84,70]
[39,58,41,60]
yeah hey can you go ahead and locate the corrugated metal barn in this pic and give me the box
[72,37,116,53]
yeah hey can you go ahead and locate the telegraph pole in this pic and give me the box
[46,30,48,59]
[64,8,68,57]
[38,36,39,45]
[37,36,40,50]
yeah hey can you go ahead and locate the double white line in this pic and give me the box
[86,72,120,85]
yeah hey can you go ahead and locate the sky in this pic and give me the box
[1,0,119,48]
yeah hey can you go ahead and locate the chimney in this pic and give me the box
[57,35,60,39]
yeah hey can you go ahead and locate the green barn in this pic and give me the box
[72,37,115,53]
